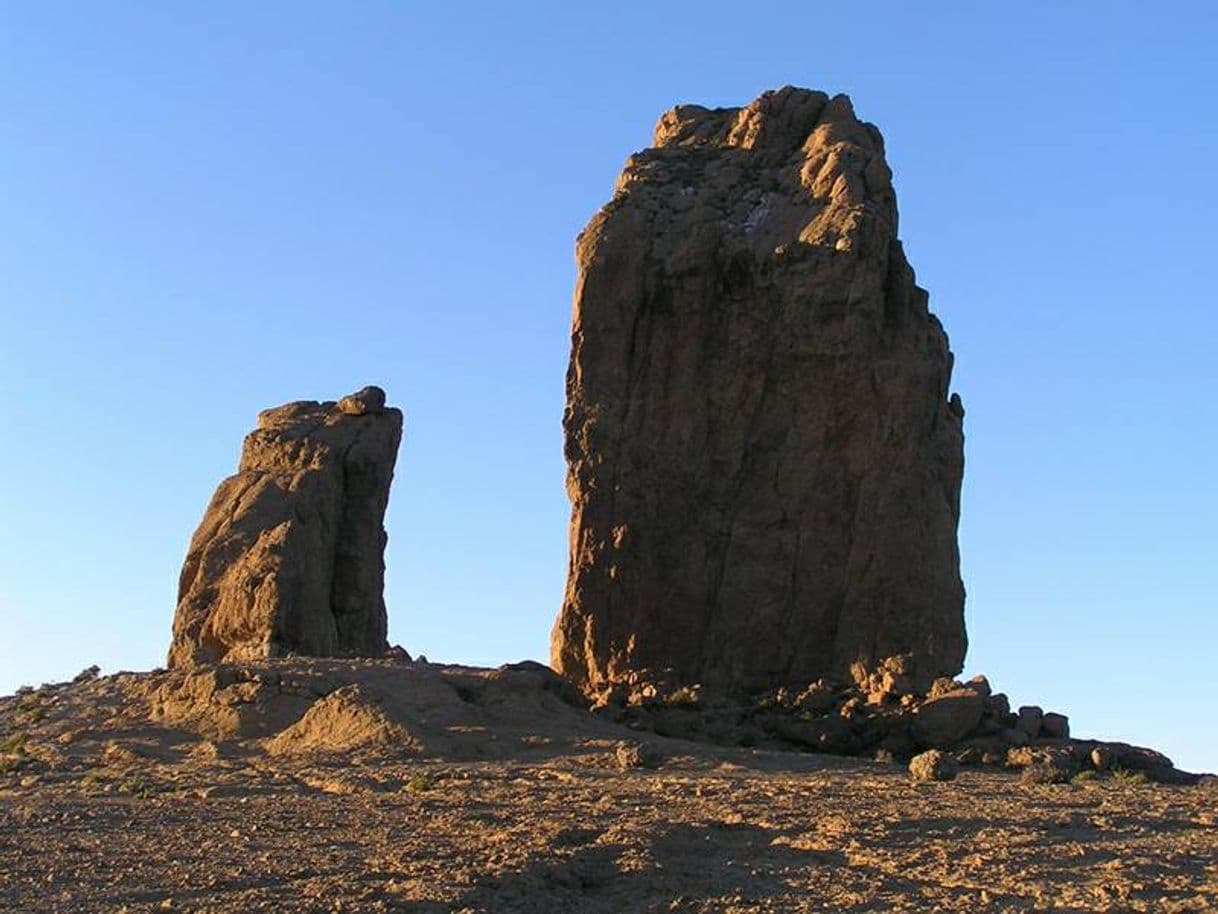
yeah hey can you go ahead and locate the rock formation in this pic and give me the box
[553,87,966,695]
[168,386,402,667]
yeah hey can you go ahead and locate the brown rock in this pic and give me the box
[615,741,663,770]
[337,385,387,416]
[909,749,959,782]
[795,681,838,714]
[927,677,962,700]
[985,692,1011,718]
[552,86,966,695]
[168,388,403,667]
[1041,712,1070,739]
[1002,727,1030,748]
[763,713,856,754]
[912,689,985,747]
[1015,706,1044,739]
[963,675,991,699]
[858,654,917,705]
[1007,746,1074,776]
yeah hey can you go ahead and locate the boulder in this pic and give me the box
[338,385,387,416]
[912,689,984,747]
[910,749,959,782]
[553,86,966,695]
[985,692,1011,718]
[615,741,663,770]
[763,713,856,754]
[1042,712,1070,739]
[168,387,403,667]
[795,681,839,714]
[1015,706,1044,739]
[1007,745,1074,775]
[963,675,991,699]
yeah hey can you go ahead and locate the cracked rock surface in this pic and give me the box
[168,387,402,667]
[554,87,966,694]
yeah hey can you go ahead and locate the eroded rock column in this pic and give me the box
[552,87,966,694]
[168,386,402,667]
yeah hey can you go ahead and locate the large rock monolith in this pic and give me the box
[552,87,966,695]
[168,386,402,667]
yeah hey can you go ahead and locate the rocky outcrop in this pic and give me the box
[594,671,1202,784]
[553,87,966,694]
[167,387,402,667]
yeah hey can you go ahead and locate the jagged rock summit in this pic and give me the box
[553,87,966,695]
[168,386,403,668]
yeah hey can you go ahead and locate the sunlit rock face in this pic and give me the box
[553,87,966,695]
[168,386,402,668]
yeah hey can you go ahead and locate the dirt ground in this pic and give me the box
[1,661,1215,913]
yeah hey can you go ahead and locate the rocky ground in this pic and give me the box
[2,660,1215,913]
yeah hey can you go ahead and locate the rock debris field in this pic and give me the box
[2,661,1215,913]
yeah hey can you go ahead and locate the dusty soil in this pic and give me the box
[1,661,1215,913]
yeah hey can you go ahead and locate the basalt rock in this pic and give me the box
[167,387,402,667]
[553,86,966,694]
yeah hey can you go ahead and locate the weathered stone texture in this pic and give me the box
[553,87,966,694]
[168,387,402,667]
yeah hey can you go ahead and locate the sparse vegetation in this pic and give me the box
[404,772,436,793]
[666,686,700,707]
[117,777,156,799]
[1111,766,1150,786]
[16,693,41,712]
[1020,762,1072,785]
[0,731,27,754]
[72,665,101,685]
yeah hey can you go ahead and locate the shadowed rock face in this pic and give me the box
[552,87,966,695]
[168,387,402,668]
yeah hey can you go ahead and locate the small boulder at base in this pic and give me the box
[910,749,959,782]
[615,741,663,770]
[912,689,984,747]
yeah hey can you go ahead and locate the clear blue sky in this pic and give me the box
[2,3,1215,771]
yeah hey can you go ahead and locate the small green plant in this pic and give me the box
[117,777,156,799]
[0,732,27,754]
[752,692,779,711]
[1072,770,1098,783]
[16,694,41,712]
[403,772,436,793]
[1111,766,1150,786]
[0,756,24,776]
[666,686,700,707]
